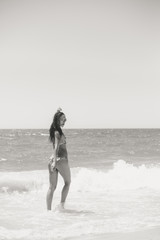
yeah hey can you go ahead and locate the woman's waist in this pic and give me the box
[49,155,68,164]
[57,157,68,162]
[50,151,68,159]
[57,153,68,160]
[57,148,67,157]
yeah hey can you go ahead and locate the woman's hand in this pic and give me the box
[51,161,56,171]
[49,155,56,171]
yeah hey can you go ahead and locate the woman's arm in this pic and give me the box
[53,131,60,161]
[50,131,60,169]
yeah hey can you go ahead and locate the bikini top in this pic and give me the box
[59,134,66,146]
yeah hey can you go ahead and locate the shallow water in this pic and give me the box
[0,129,160,239]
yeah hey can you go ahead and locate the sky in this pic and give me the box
[0,0,160,128]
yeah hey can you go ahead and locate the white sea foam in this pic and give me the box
[1,160,160,239]
[0,158,7,162]
[1,160,160,194]
[0,170,47,193]
[40,133,49,136]
[72,160,160,193]
[0,227,31,240]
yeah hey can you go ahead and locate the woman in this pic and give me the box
[46,108,71,210]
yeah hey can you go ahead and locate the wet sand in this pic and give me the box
[65,227,160,240]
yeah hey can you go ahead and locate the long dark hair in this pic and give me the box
[49,109,64,143]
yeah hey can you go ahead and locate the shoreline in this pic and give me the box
[65,227,160,240]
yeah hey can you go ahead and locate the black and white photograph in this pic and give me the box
[0,0,160,239]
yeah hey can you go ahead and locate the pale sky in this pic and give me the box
[0,0,160,128]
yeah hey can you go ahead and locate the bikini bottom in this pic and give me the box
[48,156,68,172]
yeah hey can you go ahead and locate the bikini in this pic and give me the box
[49,134,67,171]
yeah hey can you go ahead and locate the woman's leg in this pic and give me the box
[46,166,58,210]
[56,160,71,206]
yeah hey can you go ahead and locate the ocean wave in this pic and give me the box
[24,132,49,136]
[0,170,47,193]
[72,160,160,192]
[0,158,7,162]
[40,133,49,136]
[1,160,160,194]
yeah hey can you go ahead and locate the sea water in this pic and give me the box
[0,129,160,239]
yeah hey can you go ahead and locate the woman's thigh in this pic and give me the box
[48,163,58,187]
[56,160,71,184]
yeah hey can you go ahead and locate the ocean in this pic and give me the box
[0,129,160,239]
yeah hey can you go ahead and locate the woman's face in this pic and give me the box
[59,114,67,127]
